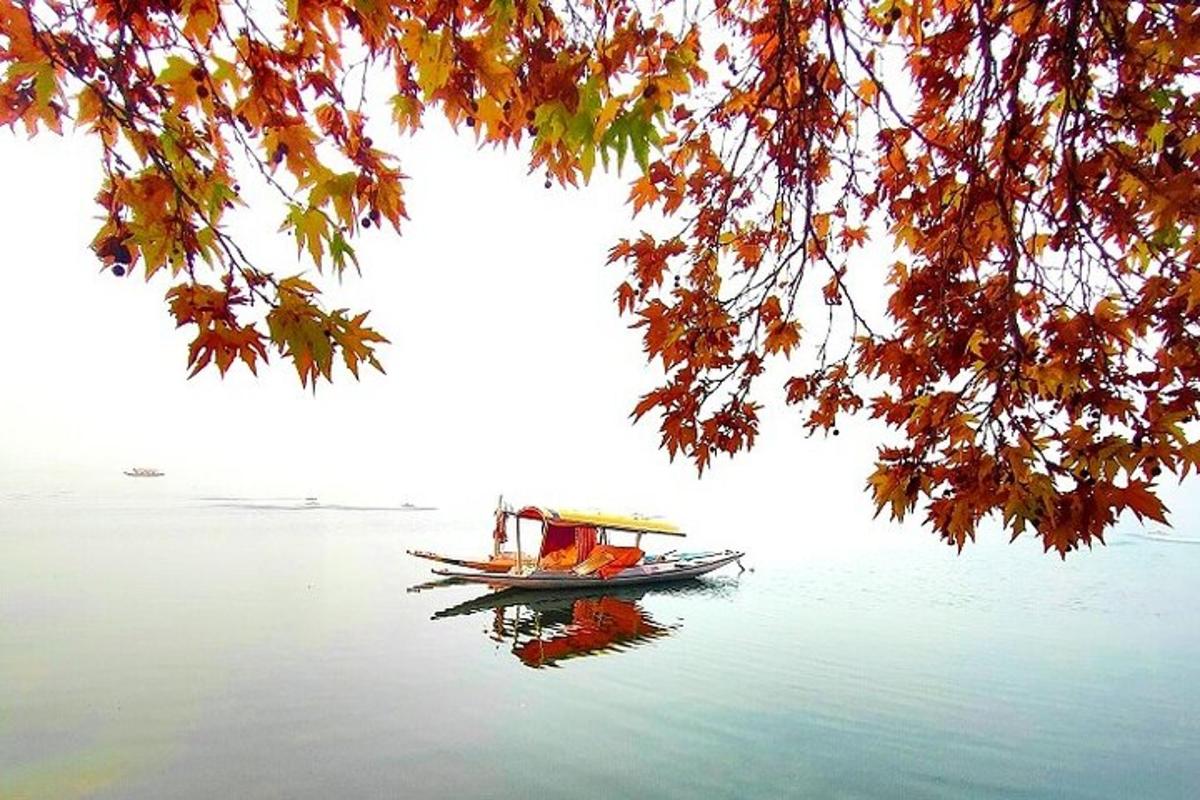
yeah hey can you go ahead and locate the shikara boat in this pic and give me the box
[411,501,744,589]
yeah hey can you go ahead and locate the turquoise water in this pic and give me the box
[2,495,1197,798]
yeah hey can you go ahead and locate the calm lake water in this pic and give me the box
[2,493,1198,799]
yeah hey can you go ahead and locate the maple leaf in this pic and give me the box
[629,176,659,212]
[1116,481,1169,524]
[282,205,331,267]
[764,321,801,357]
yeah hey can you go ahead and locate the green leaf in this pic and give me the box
[330,230,359,275]
[580,144,596,181]
[533,101,570,143]
[281,205,330,267]
[156,56,196,86]
[1148,121,1170,151]
[1149,89,1173,111]
[206,181,238,222]
[599,108,661,174]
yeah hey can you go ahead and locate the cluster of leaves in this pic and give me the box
[3,0,1198,554]
[613,0,1200,556]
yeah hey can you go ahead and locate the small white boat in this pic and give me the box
[124,467,164,477]
[413,501,744,589]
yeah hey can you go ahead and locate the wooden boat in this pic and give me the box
[412,501,744,589]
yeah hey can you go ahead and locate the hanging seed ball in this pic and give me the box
[190,66,205,81]
[833,429,840,436]
[196,85,209,98]
[361,216,371,228]
[466,117,475,128]
[889,6,901,20]
[114,244,132,264]
[525,110,535,122]
[544,179,552,189]
[112,264,126,277]
[363,136,373,147]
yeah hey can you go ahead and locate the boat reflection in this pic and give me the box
[425,580,739,669]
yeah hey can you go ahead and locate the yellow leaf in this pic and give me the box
[813,213,830,240]
[416,30,453,98]
[1011,5,1037,34]
[967,329,986,356]
[857,79,877,105]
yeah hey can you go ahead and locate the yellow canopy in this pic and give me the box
[525,506,686,537]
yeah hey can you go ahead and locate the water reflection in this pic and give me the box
[423,579,740,668]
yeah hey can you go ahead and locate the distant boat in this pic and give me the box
[124,467,164,478]
[1136,530,1200,545]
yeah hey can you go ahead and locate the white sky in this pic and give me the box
[1,116,1194,552]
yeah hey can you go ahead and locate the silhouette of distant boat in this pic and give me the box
[1136,530,1200,545]
[124,467,164,477]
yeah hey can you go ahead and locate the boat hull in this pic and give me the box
[431,551,744,589]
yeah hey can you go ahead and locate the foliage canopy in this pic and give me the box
[3,0,1199,554]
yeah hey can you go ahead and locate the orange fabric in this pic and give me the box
[572,545,643,578]
[480,555,523,573]
[596,546,643,578]
[538,544,578,570]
